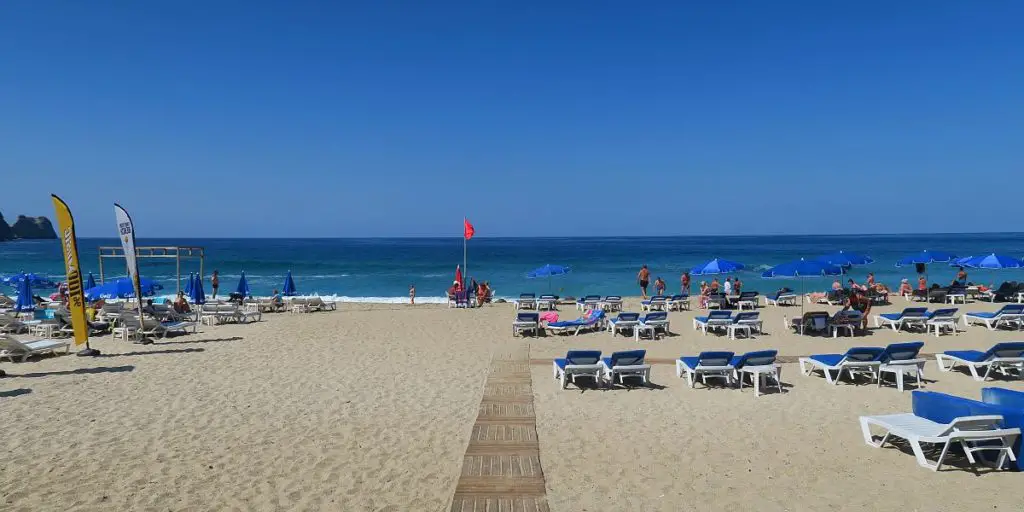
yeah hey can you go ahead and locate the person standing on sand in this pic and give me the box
[710,278,720,293]
[637,265,650,298]
[211,270,220,299]
[681,272,691,295]
[723,277,733,295]
[654,277,666,296]
[409,284,416,305]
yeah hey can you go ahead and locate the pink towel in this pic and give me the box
[540,312,559,323]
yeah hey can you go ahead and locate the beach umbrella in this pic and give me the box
[282,271,296,296]
[816,251,874,267]
[526,264,571,292]
[189,274,206,305]
[895,250,957,284]
[761,258,843,325]
[236,271,251,297]
[951,256,974,267]
[184,272,194,296]
[13,274,35,314]
[84,277,163,301]
[2,272,56,289]
[454,265,463,289]
[85,273,97,290]
[690,258,745,276]
[958,253,1024,270]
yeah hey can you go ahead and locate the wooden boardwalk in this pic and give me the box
[450,345,550,512]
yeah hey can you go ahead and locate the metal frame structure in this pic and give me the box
[98,246,205,294]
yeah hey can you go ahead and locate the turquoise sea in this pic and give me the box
[2,234,1024,303]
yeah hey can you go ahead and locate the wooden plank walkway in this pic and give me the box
[450,346,550,512]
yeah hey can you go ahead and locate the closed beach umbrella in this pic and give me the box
[14,275,35,314]
[184,272,194,296]
[84,277,163,301]
[282,271,297,296]
[762,258,843,321]
[454,265,463,288]
[895,250,957,284]
[527,264,571,292]
[959,253,1024,270]
[690,258,745,276]
[236,271,251,297]
[85,273,97,290]
[189,274,206,305]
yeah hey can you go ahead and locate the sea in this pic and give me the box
[2,234,1024,303]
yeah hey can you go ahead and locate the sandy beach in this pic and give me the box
[3,297,1024,511]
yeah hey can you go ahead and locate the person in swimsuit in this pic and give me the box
[654,277,666,296]
[637,265,650,298]
[955,267,967,285]
[710,278,720,293]
[409,284,416,305]
[917,275,927,291]
[211,270,220,299]
[680,272,691,295]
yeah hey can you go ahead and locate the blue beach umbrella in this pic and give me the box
[951,256,974,267]
[84,277,163,301]
[184,273,194,296]
[85,273,97,289]
[690,258,745,276]
[282,271,297,296]
[236,271,251,297]
[189,274,206,305]
[14,275,35,313]
[958,253,1024,270]
[762,258,843,320]
[895,250,957,284]
[2,272,56,289]
[816,251,874,267]
[527,264,571,293]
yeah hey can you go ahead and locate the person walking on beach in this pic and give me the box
[710,278,720,293]
[680,272,691,295]
[723,277,733,295]
[637,265,650,298]
[654,277,666,296]
[734,277,743,294]
[211,270,220,299]
[409,284,416,305]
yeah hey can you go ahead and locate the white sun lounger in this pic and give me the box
[600,350,651,386]
[860,413,1019,471]
[764,291,798,306]
[934,342,1024,381]
[676,351,735,388]
[798,347,884,385]
[732,350,782,397]
[962,305,1024,331]
[874,307,930,332]
[635,312,670,341]
[692,310,732,335]
[607,312,640,337]
[512,312,539,337]
[552,350,603,389]
[514,294,537,310]
[0,336,71,362]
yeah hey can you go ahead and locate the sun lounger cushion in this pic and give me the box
[809,347,884,367]
[680,351,734,370]
[730,350,778,368]
[602,349,646,368]
[881,342,925,362]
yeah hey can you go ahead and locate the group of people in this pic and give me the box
[636,266,699,299]
[446,279,492,306]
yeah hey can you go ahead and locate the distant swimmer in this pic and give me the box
[637,265,650,298]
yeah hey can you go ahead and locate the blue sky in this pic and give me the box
[1,1,1021,237]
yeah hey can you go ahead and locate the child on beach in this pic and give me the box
[211,270,220,299]
[654,277,666,296]
[409,284,416,305]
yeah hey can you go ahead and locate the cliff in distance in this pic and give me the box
[0,211,57,240]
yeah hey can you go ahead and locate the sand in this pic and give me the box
[2,296,1023,511]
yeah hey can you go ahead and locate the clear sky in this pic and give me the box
[2,1,1021,238]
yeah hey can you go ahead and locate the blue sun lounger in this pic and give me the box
[935,342,1024,381]
[552,350,603,389]
[731,350,781,397]
[692,310,732,335]
[547,309,605,336]
[512,312,540,337]
[636,311,670,340]
[877,341,926,392]
[600,349,651,386]
[963,304,1024,331]
[676,351,736,388]
[607,312,640,337]
[874,307,929,332]
[798,347,885,385]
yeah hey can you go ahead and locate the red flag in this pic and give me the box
[464,218,475,240]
